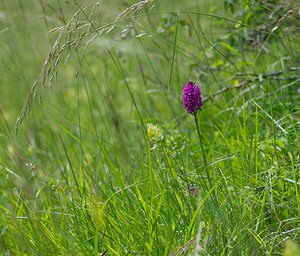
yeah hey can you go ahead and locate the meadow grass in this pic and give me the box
[0,0,300,255]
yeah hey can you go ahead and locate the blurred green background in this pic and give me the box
[0,0,300,255]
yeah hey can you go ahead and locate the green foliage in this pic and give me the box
[224,0,300,50]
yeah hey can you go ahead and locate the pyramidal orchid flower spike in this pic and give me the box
[182,81,202,115]
[182,81,213,188]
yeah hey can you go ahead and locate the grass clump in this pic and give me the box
[0,0,300,255]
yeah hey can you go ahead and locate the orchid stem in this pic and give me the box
[194,113,213,188]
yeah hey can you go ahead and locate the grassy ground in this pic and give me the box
[0,0,300,255]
